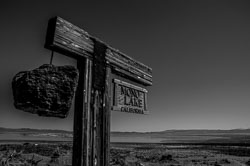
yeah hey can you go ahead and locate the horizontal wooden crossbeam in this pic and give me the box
[45,16,152,86]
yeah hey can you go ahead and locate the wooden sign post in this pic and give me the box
[44,17,152,166]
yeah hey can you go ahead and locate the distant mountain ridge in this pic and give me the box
[112,128,250,134]
[1,127,250,134]
[1,127,250,144]
[0,127,72,134]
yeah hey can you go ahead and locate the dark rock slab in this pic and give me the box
[12,64,79,118]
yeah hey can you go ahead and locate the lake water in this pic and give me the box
[0,133,72,142]
[110,136,164,143]
[0,132,165,143]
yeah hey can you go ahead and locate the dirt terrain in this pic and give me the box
[110,143,250,166]
[1,142,250,166]
[1,128,250,166]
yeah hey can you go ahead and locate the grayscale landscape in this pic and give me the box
[2,0,250,166]
[1,128,250,166]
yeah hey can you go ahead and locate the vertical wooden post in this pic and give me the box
[73,40,111,166]
[89,39,110,166]
[73,58,92,166]
[104,67,111,166]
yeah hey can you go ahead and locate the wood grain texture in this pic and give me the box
[106,48,152,86]
[45,16,152,86]
[72,59,92,166]
[45,17,94,60]
[90,41,110,166]
[103,67,111,166]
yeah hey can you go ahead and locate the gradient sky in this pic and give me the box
[1,0,250,132]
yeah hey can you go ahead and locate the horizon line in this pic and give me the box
[1,126,250,133]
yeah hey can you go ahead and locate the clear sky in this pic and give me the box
[1,0,250,132]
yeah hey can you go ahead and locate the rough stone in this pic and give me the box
[12,64,79,118]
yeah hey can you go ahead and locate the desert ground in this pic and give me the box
[1,128,250,165]
[111,143,250,166]
[1,142,250,166]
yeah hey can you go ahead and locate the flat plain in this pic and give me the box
[1,128,250,166]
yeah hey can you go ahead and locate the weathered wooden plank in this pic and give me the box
[111,66,152,86]
[89,40,109,166]
[72,58,92,166]
[45,16,152,86]
[45,17,94,60]
[106,48,152,81]
[104,67,111,166]
[85,59,93,166]
[92,90,100,166]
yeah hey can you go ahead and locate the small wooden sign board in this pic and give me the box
[112,79,148,114]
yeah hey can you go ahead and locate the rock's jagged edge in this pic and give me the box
[12,64,79,118]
